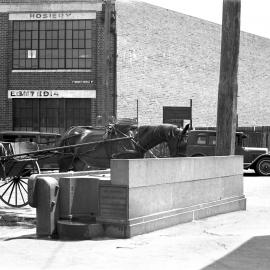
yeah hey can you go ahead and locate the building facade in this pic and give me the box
[0,0,270,133]
[0,0,116,133]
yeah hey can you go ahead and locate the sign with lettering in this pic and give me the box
[8,90,96,99]
[9,12,96,21]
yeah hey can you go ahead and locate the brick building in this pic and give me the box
[0,0,116,133]
[0,0,270,133]
[116,0,270,127]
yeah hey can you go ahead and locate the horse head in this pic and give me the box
[167,124,190,157]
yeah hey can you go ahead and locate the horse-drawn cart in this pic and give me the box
[0,123,188,208]
[0,136,133,207]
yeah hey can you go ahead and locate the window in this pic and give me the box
[197,135,207,145]
[209,135,216,145]
[12,20,93,69]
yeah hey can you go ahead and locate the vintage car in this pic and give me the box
[180,130,270,176]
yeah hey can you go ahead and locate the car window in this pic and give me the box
[197,136,207,145]
[209,135,216,145]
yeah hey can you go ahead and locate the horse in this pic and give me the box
[57,123,189,171]
[57,123,137,171]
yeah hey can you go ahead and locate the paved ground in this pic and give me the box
[0,170,270,270]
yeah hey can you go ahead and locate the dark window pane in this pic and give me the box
[85,39,91,48]
[26,21,32,30]
[39,50,45,58]
[46,39,52,49]
[20,31,26,39]
[52,49,58,58]
[78,39,85,49]
[26,40,31,49]
[46,31,52,39]
[79,20,85,29]
[52,39,58,49]
[52,59,58,68]
[32,21,38,30]
[19,59,25,68]
[13,21,20,30]
[85,30,91,39]
[59,59,65,68]
[79,59,85,68]
[72,59,78,68]
[66,49,72,58]
[59,30,65,39]
[52,21,58,29]
[85,20,91,29]
[46,21,52,29]
[13,40,19,49]
[52,30,58,39]
[13,31,20,39]
[26,59,32,68]
[39,40,45,49]
[13,50,19,58]
[40,31,45,39]
[79,30,85,39]
[66,59,72,68]
[66,39,72,49]
[32,31,38,39]
[79,49,86,58]
[72,49,78,58]
[73,30,79,39]
[86,59,91,68]
[13,59,19,68]
[20,21,25,30]
[59,40,65,48]
[59,49,65,58]
[66,30,72,39]
[26,31,31,39]
[20,40,26,49]
[40,59,45,68]
[32,40,38,49]
[46,50,52,58]
[46,59,51,68]
[32,59,38,68]
[85,49,91,58]
[73,20,79,29]
[66,21,72,29]
[73,39,78,48]
[19,50,26,59]
[59,21,65,29]
[40,21,46,30]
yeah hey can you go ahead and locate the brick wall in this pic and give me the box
[116,0,270,127]
[0,0,116,130]
[0,13,12,130]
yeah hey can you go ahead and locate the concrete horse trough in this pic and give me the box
[28,156,246,239]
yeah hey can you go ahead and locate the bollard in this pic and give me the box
[35,176,59,237]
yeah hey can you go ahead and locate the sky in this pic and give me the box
[141,0,270,39]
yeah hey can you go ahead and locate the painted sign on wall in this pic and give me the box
[8,90,96,99]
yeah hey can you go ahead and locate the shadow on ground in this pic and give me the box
[202,235,270,270]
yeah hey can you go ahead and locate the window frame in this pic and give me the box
[12,20,93,70]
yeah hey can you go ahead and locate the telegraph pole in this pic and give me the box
[216,0,241,156]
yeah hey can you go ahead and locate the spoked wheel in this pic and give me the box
[255,157,270,176]
[0,160,40,207]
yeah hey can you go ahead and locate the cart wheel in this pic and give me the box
[0,160,40,207]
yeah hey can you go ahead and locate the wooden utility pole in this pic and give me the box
[216,0,241,156]
[103,0,112,122]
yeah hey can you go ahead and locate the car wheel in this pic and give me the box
[255,157,270,176]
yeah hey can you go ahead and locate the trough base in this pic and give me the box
[98,195,246,238]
